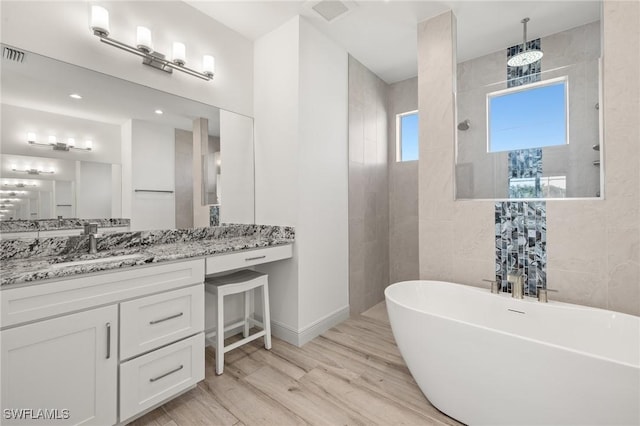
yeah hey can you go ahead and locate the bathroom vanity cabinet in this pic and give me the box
[1,305,119,425]
[0,243,293,425]
[0,259,205,425]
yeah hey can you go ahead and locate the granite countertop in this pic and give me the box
[0,218,131,233]
[1,225,294,288]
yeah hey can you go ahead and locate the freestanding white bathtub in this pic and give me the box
[385,280,640,426]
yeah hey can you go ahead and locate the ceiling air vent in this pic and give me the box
[312,0,349,22]
[2,46,25,63]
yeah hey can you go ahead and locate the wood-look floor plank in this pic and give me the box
[130,302,459,426]
[243,365,369,426]
[160,384,239,426]
[201,366,307,425]
[299,367,442,425]
[127,406,174,426]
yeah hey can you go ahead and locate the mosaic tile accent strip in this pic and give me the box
[508,149,543,198]
[210,205,220,227]
[506,38,543,197]
[495,201,546,297]
[507,39,541,87]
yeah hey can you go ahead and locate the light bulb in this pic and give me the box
[90,5,110,37]
[48,135,56,145]
[172,42,186,66]
[27,132,36,143]
[85,140,93,150]
[136,26,153,53]
[203,55,215,78]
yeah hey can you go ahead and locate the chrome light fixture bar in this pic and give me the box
[2,183,37,188]
[11,167,54,176]
[27,133,92,152]
[90,6,215,81]
[507,17,544,67]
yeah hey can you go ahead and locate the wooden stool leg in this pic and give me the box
[243,290,250,338]
[216,291,225,375]
[262,281,272,350]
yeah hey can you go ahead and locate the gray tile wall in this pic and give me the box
[388,77,419,283]
[348,55,390,315]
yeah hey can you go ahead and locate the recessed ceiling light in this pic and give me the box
[69,93,82,99]
[155,109,163,115]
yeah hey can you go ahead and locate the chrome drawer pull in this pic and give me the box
[106,322,111,359]
[149,365,184,382]
[245,255,266,261]
[149,312,184,325]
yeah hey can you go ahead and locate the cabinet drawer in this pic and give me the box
[120,285,204,360]
[119,333,204,422]
[205,244,293,274]
[1,259,204,329]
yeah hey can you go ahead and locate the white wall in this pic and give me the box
[1,1,253,116]
[254,16,301,338]
[297,19,349,331]
[254,16,349,345]
[77,161,112,218]
[220,110,255,224]
[129,120,175,231]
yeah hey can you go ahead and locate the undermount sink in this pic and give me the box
[51,254,144,269]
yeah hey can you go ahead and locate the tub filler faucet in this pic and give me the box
[507,269,525,299]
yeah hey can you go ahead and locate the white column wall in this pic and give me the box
[254,16,349,345]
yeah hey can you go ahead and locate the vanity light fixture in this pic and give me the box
[27,132,93,152]
[507,17,544,67]
[11,166,55,176]
[90,6,215,81]
[2,183,37,189]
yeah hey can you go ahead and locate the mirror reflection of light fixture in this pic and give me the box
[11,166,54,175]
[27,132,93,151]
[507,17,544,67]
[90,6,215,81]
[3,182,37,188]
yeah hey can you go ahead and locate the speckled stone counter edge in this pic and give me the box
[0,218,131,233]
[1,224,295,261]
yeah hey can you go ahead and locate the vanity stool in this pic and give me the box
[205,269,272,375]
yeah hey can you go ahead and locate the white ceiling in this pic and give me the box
[187,0,601,84]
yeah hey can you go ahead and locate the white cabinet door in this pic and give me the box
[1,305,118,426]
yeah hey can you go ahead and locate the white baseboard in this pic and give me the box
[271,305,350,347]
[205,305,350,348]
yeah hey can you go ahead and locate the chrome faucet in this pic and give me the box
[482,279,501,294]
[83,223,99,254]
[507,269,525,299]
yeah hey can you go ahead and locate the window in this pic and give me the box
[396,110,418,162]
[487,77,568,153]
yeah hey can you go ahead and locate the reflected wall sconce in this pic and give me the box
[11,166,55,176]
[27,133,93,152]
[90,6,215,81]
[2,183,37,188]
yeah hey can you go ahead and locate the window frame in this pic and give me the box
[486,76,569,153]
[396,110,419,162]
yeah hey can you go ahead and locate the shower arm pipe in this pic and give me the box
[521,17,530,51]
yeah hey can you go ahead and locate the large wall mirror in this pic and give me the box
[1,44,255,229]
[454,1,602,200]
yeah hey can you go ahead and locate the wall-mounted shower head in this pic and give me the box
[457,119,470,131]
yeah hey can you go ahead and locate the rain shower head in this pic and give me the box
[457,119,470,131]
